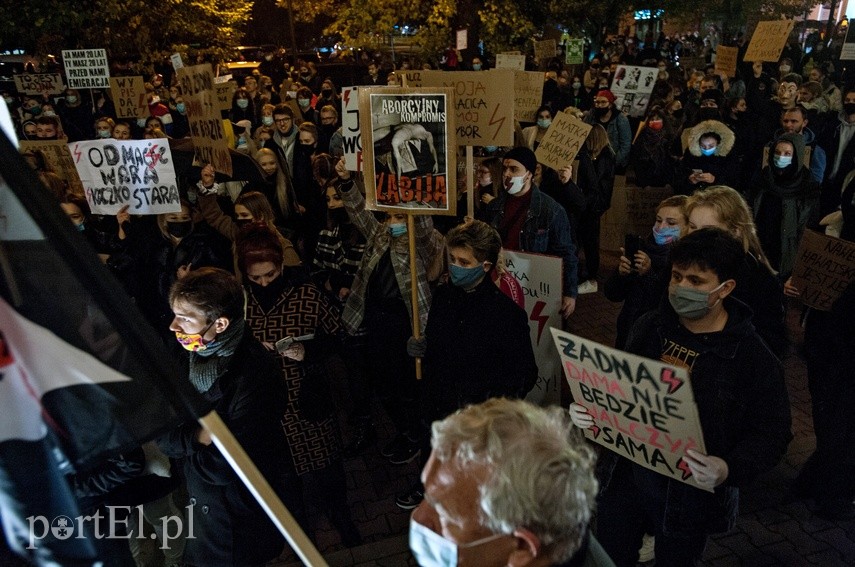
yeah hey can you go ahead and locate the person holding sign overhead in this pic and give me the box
[570,228,792,566]
[483,147,579,317]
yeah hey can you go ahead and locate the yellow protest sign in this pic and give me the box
[177,64,232,177]
[420,70,514,147]
[110,76,148,120]
[534,111,591,171]
[743,20,795,62]
[715,46,738,78]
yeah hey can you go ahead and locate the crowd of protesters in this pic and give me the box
[3,24,855,567]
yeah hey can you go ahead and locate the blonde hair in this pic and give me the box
[585,123,612,159]
[254,147,296,220]
[685,186,774,272]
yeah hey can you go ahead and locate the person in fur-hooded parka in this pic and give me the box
[674,119,737,195]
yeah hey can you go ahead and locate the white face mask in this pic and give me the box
[506,174,526,195]
[409,518,506,567]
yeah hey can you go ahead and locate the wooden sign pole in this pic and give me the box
[466,146,474,218]
[407,214,423,379]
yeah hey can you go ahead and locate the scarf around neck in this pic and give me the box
[188,316,246,393]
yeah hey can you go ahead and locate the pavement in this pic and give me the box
[274,251,855,567]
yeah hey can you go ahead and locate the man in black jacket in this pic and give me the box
[571,229,792,566]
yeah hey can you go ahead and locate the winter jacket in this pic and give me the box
[585,110,632,168]
[674,120,737,195]
[598,297,792,534]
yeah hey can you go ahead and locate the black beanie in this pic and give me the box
[503,146,537,175]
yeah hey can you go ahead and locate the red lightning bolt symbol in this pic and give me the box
[343,89,351,106]
[489,103,506,140]
[530,300,549,344]
[589,425,600,439]
[72,144,82,163]
[145,144,160,171]
[660,367,683,395]
[676,457,693,480]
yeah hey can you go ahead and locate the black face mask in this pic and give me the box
[844,103,855,115]
[234,218,252,230]
[248,275,285,309]
[166,220,192,239]
[329,208,348,224]
[671,109,685,120]
[698,108,720,121]
[322,89,333,97]
[594,106,610,117]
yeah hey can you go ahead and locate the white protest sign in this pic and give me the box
[611,65,657,118]
[502,250,563,406]
[341,86,362,172]
[61,49,110,89]
[551,328,710,490]
[496,53,526,71]
[69,139,180,215]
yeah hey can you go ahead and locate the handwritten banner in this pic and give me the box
[842,25,855,61]
[496,53,526,71]
[177,63,232,177]
[19,140,84,195]
[503,251,562,406]
[69,139,180,215]
[551,328,709,490]
[565,39,585,65]
[110,76,147,120]
[715,46,738,78]
[14,73,65,96]
[611,65,658,118]
[359,87,456,215]
[401,71,423,87]
[341,86,362,172]
[790,230,855,311]
[534,111,592,171]
[513,71,544,123]
[420,70,514,146]
[743,20,795,62]
[61,48,110,89]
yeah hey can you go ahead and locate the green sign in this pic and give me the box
[565,39,584,65]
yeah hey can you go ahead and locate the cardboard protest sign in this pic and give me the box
[534,111,591,171]
[14,73,65,96]
[513,71,544,123]
[534,39,557,61]
[599,182,671,251]
[790,230,855,311]
[109,76,147,120]
[401,71,423,87]
[176,64,232,177]
[565,39,585,65]
[842,25,855,61]
[496,53,526,71]
[743,20,796,62]
[359,87,456,214]
[611,65,657,118]
[19,140,84,195]
[214,80,237,112]
[341,86,362,172]
[420,70,514,146]
[69,139,180,215]
[551,328,710,490]
[715,46,738,77]
[502,251,563,406]
[599,175,628,251]
[61,49,110,89]
[456,29,468,51]
[678,56,706,72]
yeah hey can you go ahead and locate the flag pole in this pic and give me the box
[200,411,329,566]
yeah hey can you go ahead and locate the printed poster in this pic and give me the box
[359,87,456,215]
[611,65,657,118]
[61,49,110,90]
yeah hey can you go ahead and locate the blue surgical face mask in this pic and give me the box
[653,225,681,246]
[236,98,249,109]
[449,263,487,288]
[537,118,552,129]
[97,129,111,138]
[76,222,86,232]
[409,518,508,567]
[176,102,186,113]
[773,154,792,168]
[262,115,274,126]
[472,64,482,71]
[700,146,716,156]
[388,222,407,237]
[484,146,498,153]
